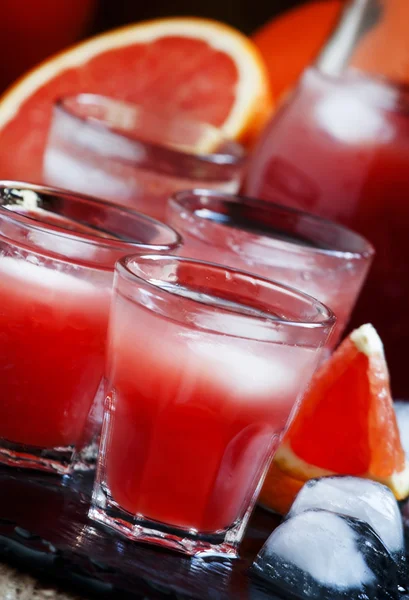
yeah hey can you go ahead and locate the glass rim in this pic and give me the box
[0,181,182,253]
[54,94,247,167]
[118,253,336,333]
[169,188,374,260]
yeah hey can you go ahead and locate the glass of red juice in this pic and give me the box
[89,254,335,557]
[245,67,409,397]
[0,181,181,475]
[168,189,374,347]
[43,94,245,222]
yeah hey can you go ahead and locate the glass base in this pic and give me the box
[0,438,99,475]
[0,439,75,475]
[89,482,244,558]
[72,441,99,473]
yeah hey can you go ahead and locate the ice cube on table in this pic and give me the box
[288,476,404,559]
[252,509,400,600]
[395,402,409,460]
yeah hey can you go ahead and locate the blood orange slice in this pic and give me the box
[261,324,409,514]
[0,17,272,182]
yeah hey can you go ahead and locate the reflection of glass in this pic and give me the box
[76,524,236,600]
[44,94,245,222]
[168,190,373,346]
[90,254,334,556]
[0,182,180,474]
[245,0,409,397]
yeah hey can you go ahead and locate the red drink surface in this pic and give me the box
[104,291,320,532]
[0,256,111,448]
[246,69,409,396]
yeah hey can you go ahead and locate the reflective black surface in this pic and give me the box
[0,468,282,599]
[2,467,407,599]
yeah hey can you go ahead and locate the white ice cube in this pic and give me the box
[27,229,101,262]
[315,91,393,144]
[186,336,299,399]
[288,476,404,555]
[239,239,313,272]
[259,510,375,589]
[44,149,138,202]
[0,256,97,296]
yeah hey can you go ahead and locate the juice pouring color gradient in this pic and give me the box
[91,255,335,554]
[44,94,245,223]
[0,183,180,471]
[246,0,409,397]
[168,190,373,346]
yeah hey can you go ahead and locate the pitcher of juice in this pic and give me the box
[246,0,409,398]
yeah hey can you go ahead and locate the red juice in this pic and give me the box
[246,68,409,396]
[0,256,111,449]
[0,182,181,473]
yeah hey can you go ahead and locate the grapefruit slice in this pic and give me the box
[261,324,409,514]
[0,17,272,183]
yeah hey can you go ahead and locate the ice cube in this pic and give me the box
[315,90,393,144]
[187,296,285,343]
[288,477,404,559]
[0,256,97,296]
[239,238,313,272]
[44,149,138,202]
[394,402,409,460]
[252,509,400,600]
[186,336,299,399]
[28,229,101,262]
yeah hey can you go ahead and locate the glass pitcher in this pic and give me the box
[246,0,409,397]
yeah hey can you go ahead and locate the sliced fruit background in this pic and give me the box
[0,2,349,183]
[0,18,272,183]
[0,0,345,97]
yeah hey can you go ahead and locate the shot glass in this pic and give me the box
[90,254,335,557]
[0,181,181,474]
[43,94,245,222]
[168,189,374,345]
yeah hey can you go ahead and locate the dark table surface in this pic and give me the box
[0,467,284,599]
[2,466,409,600]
